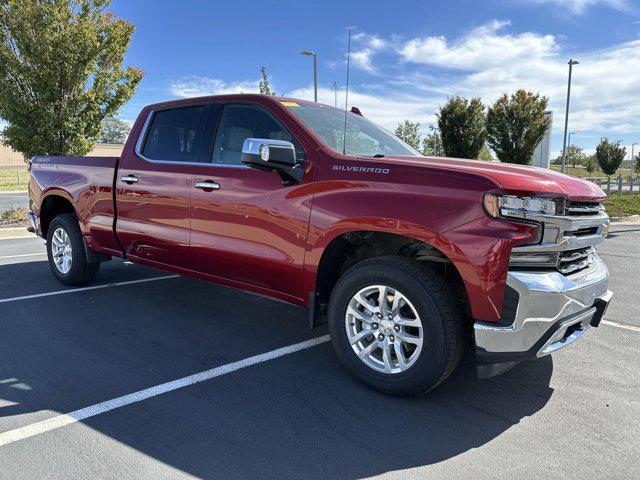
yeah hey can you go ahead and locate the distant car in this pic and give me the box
[28,94,612,396]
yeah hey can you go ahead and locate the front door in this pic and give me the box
[116,104,210,269]
[188,102,314,301]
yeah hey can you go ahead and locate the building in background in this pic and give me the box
[532,111,553,169]
[0,142,124,167]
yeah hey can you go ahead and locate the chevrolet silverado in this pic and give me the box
[28,94,613,396]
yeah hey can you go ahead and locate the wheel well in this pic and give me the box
[315,231,471,320]
[40,195,76,236]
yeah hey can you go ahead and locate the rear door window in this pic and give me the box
[142,106,208,162]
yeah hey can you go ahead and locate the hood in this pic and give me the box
[386,155,606,201]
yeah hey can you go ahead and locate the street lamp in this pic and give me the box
[332,81,339,107]
[560,59,579,174]
[300,51,317,102]
[568,131,576,168]
[632,143,637,163]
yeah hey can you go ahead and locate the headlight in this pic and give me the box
[483,194,561,219]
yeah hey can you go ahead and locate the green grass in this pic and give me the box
[550,165,634,179]
[604,193,640,217]
[0,165,30,191]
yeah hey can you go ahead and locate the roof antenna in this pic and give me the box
[342,27,352,155]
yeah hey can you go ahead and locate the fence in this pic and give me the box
[0,165,29,192]
[586,175,640,196]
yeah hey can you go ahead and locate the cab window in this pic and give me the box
[142,106,208,162]
[212,104,304,165]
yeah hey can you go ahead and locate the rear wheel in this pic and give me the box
[328,256,464,397]
[46,213,100,285]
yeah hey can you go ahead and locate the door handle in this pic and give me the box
[121,174,139,184]
[194,180,220,191]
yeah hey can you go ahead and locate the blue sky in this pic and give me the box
[112,0,640,157]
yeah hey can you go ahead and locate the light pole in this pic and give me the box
[300,51,317,102]
[560,59,579,174]
[332,81,339,107]
[631,142,637,163]
[568,131,576,168]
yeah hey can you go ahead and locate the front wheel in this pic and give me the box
[46,213,100,285]
[328,256,465,397]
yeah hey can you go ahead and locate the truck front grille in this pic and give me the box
[557,247,593,275]
[508,200,608,277]
[564,201,605,216]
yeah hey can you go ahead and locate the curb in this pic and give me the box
[0,190,28,195]
[610,215,640,224]
[0,227,37,240]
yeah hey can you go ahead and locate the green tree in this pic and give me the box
[437,97,486,159]
[258,66,275,95]
[634,152,640,174]
[0,0,143,160]
[422,125,444,156]
[596,139,626,177]
[565,144,586,168]
[99,117,130,143]
[395,120,421,151]
[477,143,494,161]
[583,155,598,175]
[486,90,550,165]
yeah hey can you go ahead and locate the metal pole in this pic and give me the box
[332,81,339,107]
[617,174,622,196]
[300,51,318,102]
[568,131,575,168]
[313,53,318,102]
[561,60,578,174]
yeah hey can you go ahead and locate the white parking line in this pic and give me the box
[0,252,46,260]
[602,319,640,332]
[0,275,180,304]
[0,335,330,447]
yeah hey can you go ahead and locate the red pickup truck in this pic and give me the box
[28,94,612,396]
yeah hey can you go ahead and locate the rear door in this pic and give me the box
[115,104,211,269]
[188,101,314,301]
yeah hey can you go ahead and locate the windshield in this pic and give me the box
[285,102,420,157]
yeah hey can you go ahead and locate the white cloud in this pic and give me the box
[397,21,640,141]
[346,33,389,73]
[520,0,631,14]
[170,76,261,97]
[400,20,557,70]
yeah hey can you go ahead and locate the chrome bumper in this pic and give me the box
[475,253,612,363]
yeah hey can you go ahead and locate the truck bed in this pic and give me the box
[30,155,121,255]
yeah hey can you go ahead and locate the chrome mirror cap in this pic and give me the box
[241,138,302,183]
[242,138,295,161]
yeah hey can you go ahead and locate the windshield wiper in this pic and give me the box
[372,153,386,158]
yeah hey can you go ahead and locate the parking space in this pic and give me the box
[0,226,638,479]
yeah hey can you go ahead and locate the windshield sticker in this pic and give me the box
[281,101,299,107]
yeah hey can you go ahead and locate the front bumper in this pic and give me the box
[474,253,611,369]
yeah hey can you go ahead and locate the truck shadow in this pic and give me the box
[0,259,554,479]
[80,345,554,479]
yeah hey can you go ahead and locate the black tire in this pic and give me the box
[46,213,100,286]
[328,256,465,397]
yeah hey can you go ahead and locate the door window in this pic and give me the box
[212,104,303,165]
[142,106,208,162]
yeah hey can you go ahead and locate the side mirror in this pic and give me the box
[241,138,303,183]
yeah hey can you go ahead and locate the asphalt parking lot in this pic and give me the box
[0,225,638,479]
